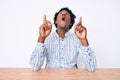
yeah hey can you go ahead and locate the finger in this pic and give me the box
[47,20,52,27]
[43,14,47,23]
[75,25,79,31]
[79,16,82,25]
[47,20,52,25]
[43,20,48,28]
[79,27,83,32]
[46,22,52,30]
[74,25,77,32]
[43,25,48,31]
[40,25,45,32]
[80,26,86,33]
[75,21,80,26]
[74,26,78,34]
[76,25,82,31]
[75,17,82,26]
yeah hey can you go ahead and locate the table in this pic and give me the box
[0,68,120,80]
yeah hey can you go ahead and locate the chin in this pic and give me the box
[59,25,69,30]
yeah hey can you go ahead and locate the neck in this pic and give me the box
[56,27,69,38]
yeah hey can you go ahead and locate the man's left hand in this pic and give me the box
[74,17,89,46]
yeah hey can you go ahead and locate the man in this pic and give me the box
[30,7,97,71]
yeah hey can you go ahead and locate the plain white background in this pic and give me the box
[0,0,120,68]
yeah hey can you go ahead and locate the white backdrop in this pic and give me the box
[0,0,120,68]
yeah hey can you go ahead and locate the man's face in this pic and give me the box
[55,10,71,29]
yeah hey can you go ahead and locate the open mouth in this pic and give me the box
[62,17,65,21]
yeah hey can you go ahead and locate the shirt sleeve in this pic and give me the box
[30,42,46,71]
[78,46,97,72]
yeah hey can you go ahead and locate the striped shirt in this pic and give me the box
[30,31,97,71]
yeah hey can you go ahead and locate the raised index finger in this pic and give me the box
[76,16,82,26]
[79,16,82,25]
[43,14,47,23]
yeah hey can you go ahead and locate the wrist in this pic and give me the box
[38,36,46,43]
[80,38,89,46]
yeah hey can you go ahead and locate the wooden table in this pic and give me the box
[0,68,120,80]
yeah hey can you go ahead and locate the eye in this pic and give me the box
[60,12,63,14]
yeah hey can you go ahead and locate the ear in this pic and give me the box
[55,21,57,24]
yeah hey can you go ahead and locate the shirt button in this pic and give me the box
[87,48,89,52]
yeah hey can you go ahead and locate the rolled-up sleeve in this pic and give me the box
[79,46,97,72]
[30,42,46,71]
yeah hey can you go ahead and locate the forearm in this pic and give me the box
[79,46,97,72]
[30,43,45,71]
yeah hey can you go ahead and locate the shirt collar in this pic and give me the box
[54,30,70,39]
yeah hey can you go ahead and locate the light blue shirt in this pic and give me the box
[30,31,97,71]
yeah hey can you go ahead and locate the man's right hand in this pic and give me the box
[38,15,52,43]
